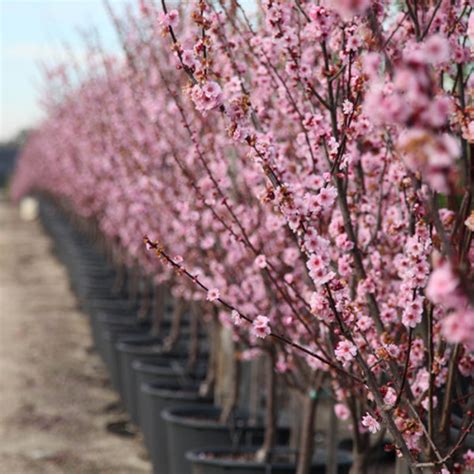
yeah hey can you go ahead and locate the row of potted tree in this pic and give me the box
[12,0,474,472]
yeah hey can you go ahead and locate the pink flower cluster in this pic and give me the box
[11,0,474,469]
[190,81,223,114]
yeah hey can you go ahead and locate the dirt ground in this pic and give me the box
[0,192,151,474]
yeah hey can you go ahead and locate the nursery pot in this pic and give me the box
[133,358,207,429]
[101,326,154,389]
[92,314,150,359]
[95,313,151,358]
[108,333,160,394]
[133,358,207,400]
[139,382,211,474]
[186,446,353,474]
[86,298,139,319]
[116,337,191,422]
[102,318,179,391]
[162,405,289,474]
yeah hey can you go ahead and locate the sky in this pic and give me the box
[0,0,125,142]
[0,0,258,143]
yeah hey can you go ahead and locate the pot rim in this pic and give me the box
[161,405,266,431]
[185,446,353,468]
[140,382,208,401]
[132,358,207,374]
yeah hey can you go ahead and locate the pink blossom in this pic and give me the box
[202,81,221,99]
[335,339,357,363]
[338,255,352,277]
[384,343,400,359]
[423,35,450,65]
[276,355,290,373]
[201,235,215,250]
[310,267,336,287]
[251,315,271,339]
[181,49,196,68]
[329,0,370,19]
[316,186,337,209]
[342,100,353,115]
[361,413,381,434]
[404,429,423,451]
[402,296,424,328]
[412,368,430,397]
[469,12,474,44]
[464,450,474,470]
[346,35,361,53]
[429,134,460,167]
[423,96,452,129]
[398,129,459,192]
[421,395,437,411]
[441,310,474,350]
[335,233,353,252]
[458,354,474,378]
[465,211,474,231]
[307,6,335,39]
[231,309,243,326]
[159,9,179,28]
[362,52,381,79]
[240,349,262,361]
[306,254,326,272]
[383,387,397,407]
[463,120,474,142]
[206,288,220,302]
[334,403,350,420]
[255,254,267,269]
[191,81,223,114]
[426,262,459,305]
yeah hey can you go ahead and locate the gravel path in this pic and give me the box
[0,192,151,474]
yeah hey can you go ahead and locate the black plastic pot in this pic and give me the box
[162,405,288,474]
[86,299,138,319]
[133,358,207,396]
[107,333,160,393]
[100,316,176,368]
[101,327,155,389]
[91,313,147,357]
[94,313,151,360]
[117,337,191,422]
[139,383,211,473]
[186,446,353,474]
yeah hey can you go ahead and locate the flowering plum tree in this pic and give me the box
[11,0,474,473]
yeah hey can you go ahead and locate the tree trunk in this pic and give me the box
[326,398,338,474]
[187,302,200,370]
[164,298,186,351]
[112,258,126,296]
[395,457,410,474]
[151,285,165,336]
[296,392,319,474]
[289,390,302,451]
[138,277,151,320]
[128,266,139,305]
[349,446,369,474]
[219,353,240,424]
[199,315,218,398]
[215,325,237,420]
[256,350,277,463]
[248,358,262,425]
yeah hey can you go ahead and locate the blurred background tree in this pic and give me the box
[0,129,31,188]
